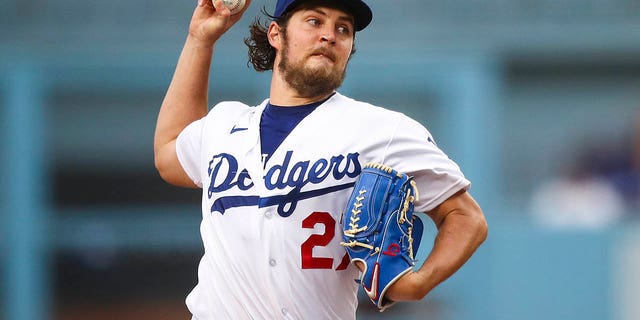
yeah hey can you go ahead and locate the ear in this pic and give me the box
[267,21,283,50]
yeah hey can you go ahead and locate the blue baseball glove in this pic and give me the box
[341,163,424,311]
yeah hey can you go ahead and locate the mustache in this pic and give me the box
[309,47,336,61]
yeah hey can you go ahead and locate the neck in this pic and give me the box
[269,69,335,106]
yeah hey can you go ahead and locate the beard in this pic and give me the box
[278,40,347,98]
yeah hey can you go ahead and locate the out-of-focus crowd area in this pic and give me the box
[2,1,640,319]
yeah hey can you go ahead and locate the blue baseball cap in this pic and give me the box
[274,0,373,31]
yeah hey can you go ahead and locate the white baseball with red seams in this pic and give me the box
[222,0,245,14]
[176,93,471,319]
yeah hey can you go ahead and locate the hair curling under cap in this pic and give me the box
[273,0,373,31]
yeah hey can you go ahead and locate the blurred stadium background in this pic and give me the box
[2,0,640,319]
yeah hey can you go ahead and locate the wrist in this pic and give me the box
[387,266,438,302]
[414,266,437,295]
[186,33,217,49]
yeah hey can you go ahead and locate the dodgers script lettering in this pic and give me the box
[208,151,361,216]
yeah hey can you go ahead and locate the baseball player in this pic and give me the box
[153,0,488,318]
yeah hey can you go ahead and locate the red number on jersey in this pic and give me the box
[301,212,335,269]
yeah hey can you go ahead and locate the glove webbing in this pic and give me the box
[342,188,376,250]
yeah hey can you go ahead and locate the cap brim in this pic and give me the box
[277,0,372,31]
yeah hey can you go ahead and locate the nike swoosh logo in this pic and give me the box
[363,262,380,300]
[230,125,248,134]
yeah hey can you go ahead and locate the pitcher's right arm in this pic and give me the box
[154,0,252,187]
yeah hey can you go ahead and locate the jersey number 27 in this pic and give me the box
[301,211,350,270]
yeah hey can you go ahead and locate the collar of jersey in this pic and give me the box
[266,92,337,112]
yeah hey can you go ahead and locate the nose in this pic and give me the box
[320,27,336,44]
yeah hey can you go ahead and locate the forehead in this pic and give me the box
[290,2,355,23]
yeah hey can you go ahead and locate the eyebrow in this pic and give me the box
[305,8,355,26]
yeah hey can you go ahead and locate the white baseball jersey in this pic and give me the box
[176,92,470,319]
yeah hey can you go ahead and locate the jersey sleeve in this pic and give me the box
[382,115,471,213]
[176,118,205,188]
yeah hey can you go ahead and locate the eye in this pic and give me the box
[307,18,320,26]
[337,25,352,35]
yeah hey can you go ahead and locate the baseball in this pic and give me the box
[222,0,245,15]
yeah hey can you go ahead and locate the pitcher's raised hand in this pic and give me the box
[189,0,252,45]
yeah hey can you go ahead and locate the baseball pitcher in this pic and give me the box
[153,0,488,318]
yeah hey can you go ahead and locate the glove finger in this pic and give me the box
[411,215,424,258]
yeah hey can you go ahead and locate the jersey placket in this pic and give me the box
[240,108,294,317]
[265,211,294,318]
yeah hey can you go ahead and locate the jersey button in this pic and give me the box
[281,307,288,315]
[265,212,273,219]
[269,259,277,267]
